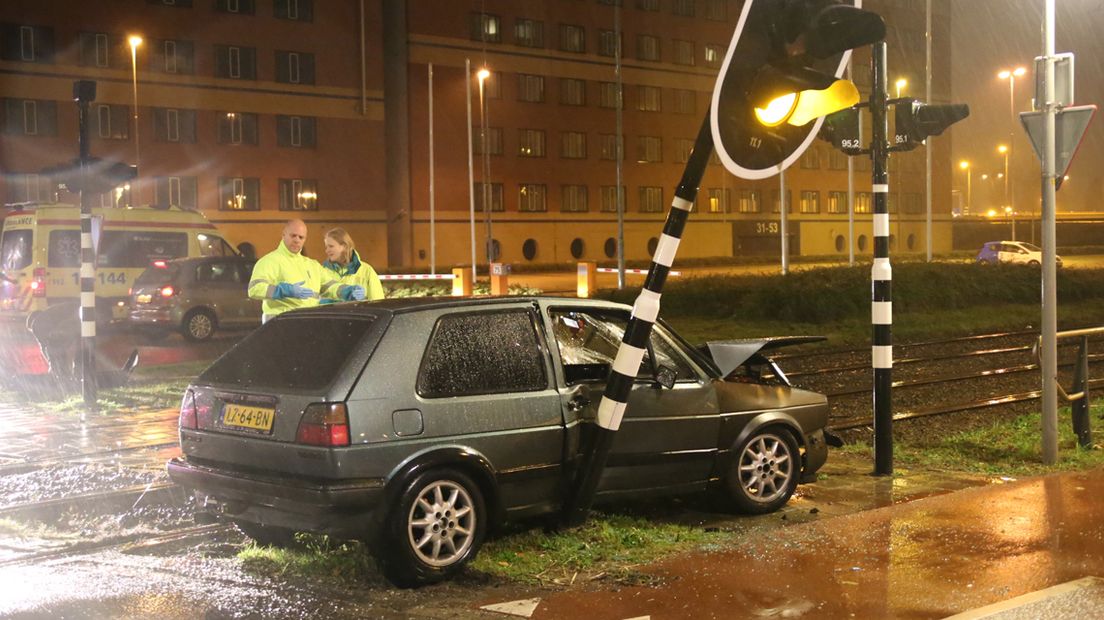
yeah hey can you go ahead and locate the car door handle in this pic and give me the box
[567,395,591,412]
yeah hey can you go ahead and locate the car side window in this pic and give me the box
[198,261,238,283]
[417,309,547,398]
[197,234,236,257]
[550,310,696,385]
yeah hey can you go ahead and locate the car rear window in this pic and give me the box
[135,262,182,285]
[198,316,377,391]
[1,230,32,271]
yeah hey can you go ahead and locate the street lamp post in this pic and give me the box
[128,35,142,204]
[997,144,1011,238]
[959,160,971,216]
[477,67,493,265]
[998,67,1026,237]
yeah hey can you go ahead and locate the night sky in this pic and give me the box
[950,0,1103,213]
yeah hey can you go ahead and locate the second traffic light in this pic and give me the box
[893,101,971,151]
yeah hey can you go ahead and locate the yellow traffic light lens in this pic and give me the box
[754,93,798,127]
[787,80,861,127]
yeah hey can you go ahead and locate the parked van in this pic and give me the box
[0,203,237,322]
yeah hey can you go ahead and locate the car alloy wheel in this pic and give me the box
[407,479,477,568]
[728,428,799,514]
[183,309,215,341]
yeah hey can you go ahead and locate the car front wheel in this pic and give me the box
[726,428,800,514]
[182,309,216,341]
[377,469,486,588]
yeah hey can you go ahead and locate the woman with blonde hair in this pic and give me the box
[321,227,384,302]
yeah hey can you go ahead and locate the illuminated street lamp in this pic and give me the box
[959,160,971,216]
[997,144,1009,214]
[128,35,143,201]
[476,67,494,266]
[998,67,1026,235]
[894,77,907,98]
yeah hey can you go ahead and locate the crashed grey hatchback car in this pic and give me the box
[168,296,830,586]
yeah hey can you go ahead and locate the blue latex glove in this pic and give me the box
[319,298,338,305]
[274,281,313,300]
[341,285,366,301]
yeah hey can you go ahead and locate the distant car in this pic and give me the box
[128,256,260,341]
[976,240,1062,267]
[167,296,831,586]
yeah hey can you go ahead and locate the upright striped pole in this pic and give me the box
[870,43,893,475]
[74,80,98,406]
[562,116,713,525]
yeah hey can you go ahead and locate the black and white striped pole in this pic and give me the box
[562,117,713,526]
[869,43,893,475]
[74,80,98,407]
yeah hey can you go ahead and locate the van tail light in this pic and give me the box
[180,389,198,429]
[160,286,175,298]
[31,268,46,297]
[152,260,168,268]
[296,403,350,447]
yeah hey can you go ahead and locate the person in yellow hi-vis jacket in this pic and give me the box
[321,227,385,303]
[248,219,365,323]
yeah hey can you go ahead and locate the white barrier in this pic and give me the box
[378,273,456,281]
[595,267,681,276]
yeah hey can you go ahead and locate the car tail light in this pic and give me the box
[160,285,175,298]
[31,268,46,298]
[180,389,197,429]
[296,403,350,447]
[152,260,168,268]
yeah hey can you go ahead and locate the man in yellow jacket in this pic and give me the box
[248,219,365,322]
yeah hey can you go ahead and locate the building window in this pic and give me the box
[707,188,730,213]
[637,136,662,163]
[473,182,505,212]
[600,185,625,213]
[674,40,695,66]
[639,186,664,213]
[598,30,620,57]
[636,34,660,61]
[559,24,585,53]
[828,191,848,214]
[471,13,501,42]
[94,104,129,140]
[800,190,820,214]
[277,115,317,148]
[152,108,196,143]
[800,147,820,169]
[154,39,195,74]
[599,82,622,109]
[771,189,793,213]
[738,189,762,213]
[217,112,259,145]
[672,0,696,17]
[561,185,588,212]
[704,44,723,68]
[671,91,696,117]
[514,19,544,48]
[518,184,547,212]
[474,126,503,155]
[154,176,198,209]
[705,0,728,21]
[518,74,545,103]
[636,0,660,11]
[279,178,319,211]
[1,24,55,63]
[78,32,113,68]
[216,0,255,14]
[276,51,315,84]
[147,0,195,7]
[599,134,623,161]
[675,138,693,163]
[218,177,260,211]
[5,173,55,203]
[855,192,872,214]
[828,149,849,170]
[518,129,546,157]
[215,45,256,79]
[636,85,661,112]
[3,99,57,136]
[559,78,586,106]
[274,0,313,21]
[561,132,586,159]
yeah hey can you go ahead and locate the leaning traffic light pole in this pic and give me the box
[562,0,885,526]
[74,80,98,406]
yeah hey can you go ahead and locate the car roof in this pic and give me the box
[282,295,631,319]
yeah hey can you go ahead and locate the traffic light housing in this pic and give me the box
[711,0,885,180]
[42,158,137,195]
[893,101,970,151]
[819,107,863,154]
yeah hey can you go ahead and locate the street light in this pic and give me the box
[894,77,907,98]
[959,160,971,216]
[476,67,493,266]
[128,34,142,206]
[998,66,1026,237]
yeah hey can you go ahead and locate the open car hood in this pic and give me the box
[703,336,826,377]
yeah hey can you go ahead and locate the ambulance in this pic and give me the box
[0,203,237,322]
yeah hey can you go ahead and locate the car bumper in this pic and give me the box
[167,457,386,538]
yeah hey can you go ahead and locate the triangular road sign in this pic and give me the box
[1019,104,1096,190]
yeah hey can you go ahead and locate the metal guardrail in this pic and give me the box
[1035,326,1104,448]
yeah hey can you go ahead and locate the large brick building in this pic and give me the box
[1,0,955,270]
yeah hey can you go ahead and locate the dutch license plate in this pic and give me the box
[222,403,275,432]
[136,294,152,304]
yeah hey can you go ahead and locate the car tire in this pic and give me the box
[726,427,800,515]
[235,521,299,548]
[377,469,486,588]
[182,309,216,342]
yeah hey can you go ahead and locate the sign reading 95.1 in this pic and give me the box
[733,220,782,237]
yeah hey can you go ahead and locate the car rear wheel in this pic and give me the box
[235,522,299,548]
[377,469,486,588]
[1028,260,1040,267]
[182,309,216,341]
[726,428,800,514]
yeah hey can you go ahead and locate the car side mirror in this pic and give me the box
[655,365,677,390]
